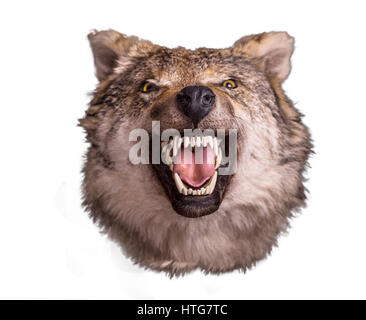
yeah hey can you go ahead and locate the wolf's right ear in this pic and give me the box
[88,29,140,81]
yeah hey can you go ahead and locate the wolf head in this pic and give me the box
[80,29,311,275]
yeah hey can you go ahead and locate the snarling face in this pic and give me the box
[80,30,312,275]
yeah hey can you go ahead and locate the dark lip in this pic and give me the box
[152,163,231,218]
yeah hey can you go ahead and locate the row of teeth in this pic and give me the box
[161,136,222,196]
[162,136,222,170]
[174,171,217,196]
[179,136,220,152]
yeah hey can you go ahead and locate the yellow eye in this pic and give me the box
[223,79,237,89]
[142,81,152,93]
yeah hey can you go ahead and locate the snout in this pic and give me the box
[176,86,215,127]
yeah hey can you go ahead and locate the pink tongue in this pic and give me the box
[173,146,216,188]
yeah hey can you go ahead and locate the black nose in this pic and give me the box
[176,86,215,126]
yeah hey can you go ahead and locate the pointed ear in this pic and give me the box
[88,29,141,81]
[233,32,294,82]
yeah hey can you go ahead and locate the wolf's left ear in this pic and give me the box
[88,29,153,81]
[233,32,294,82]
[88,29,139,81]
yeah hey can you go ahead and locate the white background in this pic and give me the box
[0,0,365,299]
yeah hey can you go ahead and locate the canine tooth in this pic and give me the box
[173,173,185,193]
[202,136,207,147]
[191,136,195,147]
[173,136,181,157]
[161,141,169,153]
[207,171,218,194]
[165,148,172,165]
[165,153,172,164]
[206,136,213,148]
[184,136,190,148]
[213,137,218,156]
[215,147,222,169]
[196,136,201,147]
[161,145,168,161]
[163,140,174,166]
[211,171,218,193]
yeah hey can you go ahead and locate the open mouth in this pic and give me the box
[163,136,222,195]
[152,133,232,218]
